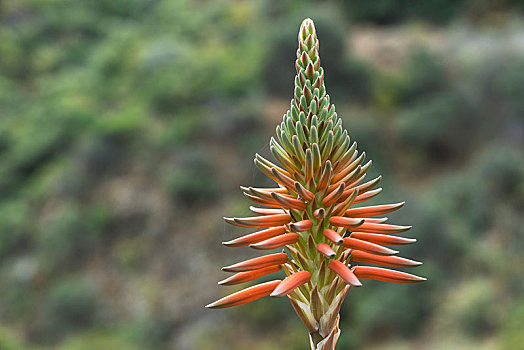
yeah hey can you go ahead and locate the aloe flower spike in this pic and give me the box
[207,18,425,350]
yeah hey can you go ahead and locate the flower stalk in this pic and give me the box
[206,18,425,349]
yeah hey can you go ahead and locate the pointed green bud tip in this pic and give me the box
[299,19,318,48]
[300,18,316,38]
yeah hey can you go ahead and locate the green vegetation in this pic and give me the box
[0,0,522,349]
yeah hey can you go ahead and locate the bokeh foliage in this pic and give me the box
[0,0,522,349]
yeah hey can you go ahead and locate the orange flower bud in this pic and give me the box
[343,237,398,255]
[351,250,422,268]
[271,271,311,297]
[250,233,299,250]
[328,260,362,287]
[218,265,283,286]
[222,253,289,272]
[206,280,282,309]
[353,266,426,283]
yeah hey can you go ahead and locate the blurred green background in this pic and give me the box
[0,0,523,349]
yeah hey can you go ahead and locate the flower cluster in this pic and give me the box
[207,18,425,349]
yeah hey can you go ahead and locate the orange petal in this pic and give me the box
[248,186,288,194]
[249,206,285,215]
[332,188,359,216]
[248,188,290,205]
[316,160,333,192]
[337,186,359,202]
[354,222,411,234]
[254,158,287,185]
[270,271,311,297]
[271,168,296,190]
[289,220,314,232]
[330,164,362,191]
[271,192,307,210]
[351,250,422,268]
[331,157,365,184]
[346,172,367,189]
[333,142,357,173]
[255,153,292,177]
[243,193,281,207]
[353,187,382,204]
[294,182,315,202]
[328,260,362,287]
[222,253,289,272]
[343,237,398,255]
[331,151,364,184]
[222,226,287,247]
[322,183,345,207]
[224,213,291,228]
[242,186,272,200]
[323,228,344,245]
[206,280,282,309]
[329,216,364,228]
[345,202,405,217]
[350,232,416,245]
[317,243,336,258]
[363,217,388,223]
[352,266,426,283]
[218,265,282,286]
[313,208,325,219]
[351,176,381,194]
[250,233,299,250]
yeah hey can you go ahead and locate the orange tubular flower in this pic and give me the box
[328,260,362,287]
[222,225,287,247]
[317,243,336,258]
[353,266,426,283]
[250,232,299,250]
[221,253,289,272]
[218,265,283,286]
[323,228,344,245]
[270,270,312,297]
[343,237,399,255]
[207,18,425,349]
[206,280,282,309]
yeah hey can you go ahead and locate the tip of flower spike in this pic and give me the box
[301,18,314,26]
[300,18,316,35]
